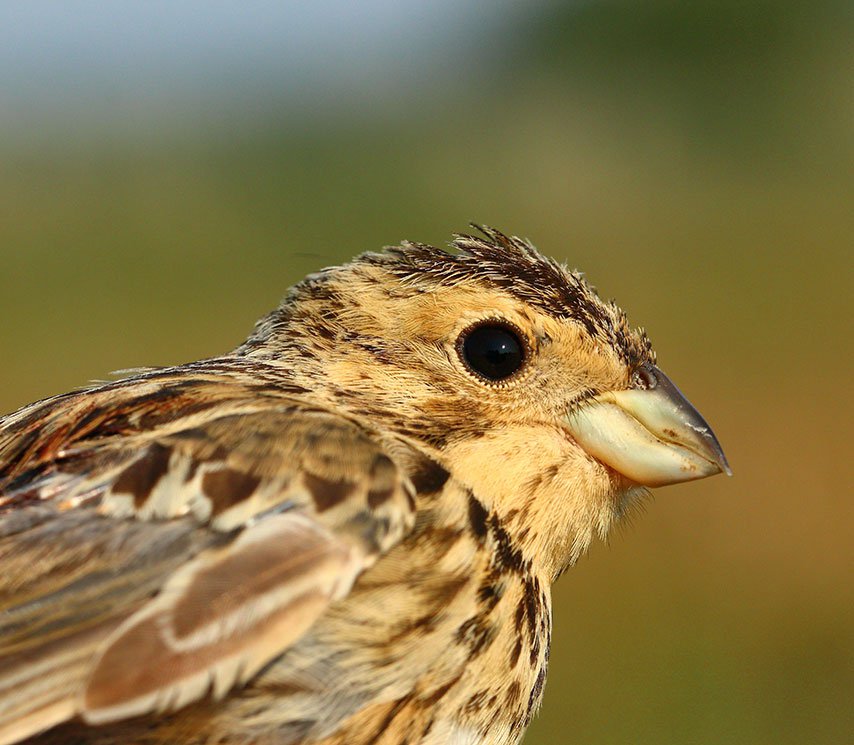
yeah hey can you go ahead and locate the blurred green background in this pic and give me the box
[1,2,851,743]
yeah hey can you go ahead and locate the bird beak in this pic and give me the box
[564,365,731,487]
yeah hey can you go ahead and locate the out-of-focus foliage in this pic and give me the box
[524,0,850,163]
[1,2,851,743]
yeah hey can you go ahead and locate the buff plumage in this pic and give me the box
[0,227,728,745]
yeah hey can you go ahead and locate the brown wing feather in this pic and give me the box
[82,513,364,724]
[0,506,220,745]
[0,370,415,744]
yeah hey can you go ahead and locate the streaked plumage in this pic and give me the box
[0,227,728,744]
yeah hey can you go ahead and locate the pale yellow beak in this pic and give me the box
[564,365,731,487]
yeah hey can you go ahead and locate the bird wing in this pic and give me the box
[0,376,416,744]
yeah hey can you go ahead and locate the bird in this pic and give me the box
[0,226,729,745]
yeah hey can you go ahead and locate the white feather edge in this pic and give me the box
[80,512,366,725]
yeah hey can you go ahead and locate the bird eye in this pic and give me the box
[631,365,658,390]
[458,322,526,382]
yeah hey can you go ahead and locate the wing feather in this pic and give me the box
[82,512,363,724]
[0,374,415,744]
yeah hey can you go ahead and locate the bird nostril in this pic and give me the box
[631,365,658,391]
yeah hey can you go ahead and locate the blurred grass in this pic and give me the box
[1,2,851,743]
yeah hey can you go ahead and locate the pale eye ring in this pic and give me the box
[457,320,526,382]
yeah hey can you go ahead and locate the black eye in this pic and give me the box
[459,322,526,382]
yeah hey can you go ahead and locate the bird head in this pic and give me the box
[239,226,729,576]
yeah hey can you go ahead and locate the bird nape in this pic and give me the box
[0,226,729,745]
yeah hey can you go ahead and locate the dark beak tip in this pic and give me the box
[708,440,732,477]
[711,446,732,477]
[652,366,732,479]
